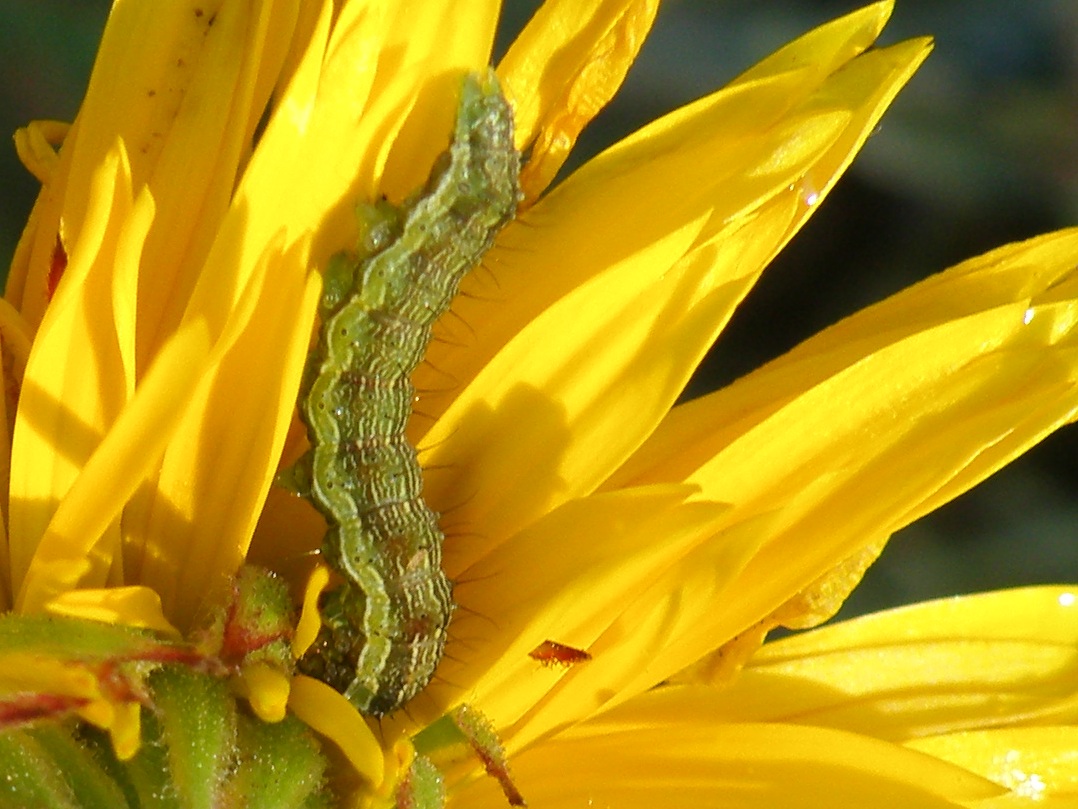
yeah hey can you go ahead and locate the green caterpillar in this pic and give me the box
[292,70,520,715]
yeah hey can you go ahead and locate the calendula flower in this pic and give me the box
[3,0,1077,806]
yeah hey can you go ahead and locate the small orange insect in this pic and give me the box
[528,640,592,667]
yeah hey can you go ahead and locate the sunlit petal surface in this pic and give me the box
[3,0,1077,805]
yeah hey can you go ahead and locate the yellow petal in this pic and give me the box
[288,674,384,788]
[12,120,69,186]
[115,1,506,625]
[484,510,784,753]
[604,229,1078,680]
[292,562,331,659]
[124,239,318,627]
[8,0,316,619]
[907,727,1078,803]
[363,0,501,203]
[450,717,1003,808]
[241,0,498,262]
[6,118,65,313]
[9,144,142,600]
[12,0,302,337]
[737,1,896,88]
[0,653,101,700]
[499,0,660,201]
[106,701,143,762]
[14,302,213,613]
[687,586,1078,740]
[0,652,144,753]
[237,662,291,723]
[402,485,726,734]
[42,586,178,635]
[418,33,930,552]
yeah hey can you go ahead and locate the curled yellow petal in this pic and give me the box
[42,586,178,635]
[288,674,384,788]
[105,701,142,762]
[237,662,291,724]
[500,0,660,202]
[12,121,69,186]
[293,562,331,659]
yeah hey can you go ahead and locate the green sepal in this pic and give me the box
[395,754,445,809]
[120,708,182,809]
[30,724,134,809]
[0,680,337,808]
[0,723,131,809]
[413,705,525,807]
[0,727,80,809]
[0,613,203,732]
[199,566,295,672]
[147,666,237,809]
[0,565,333,807]
[0,612,187,663]
[226,712,330,809]
[139,664,330,808]
[73,726,143,809]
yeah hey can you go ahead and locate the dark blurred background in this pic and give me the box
[3,0,1076,618]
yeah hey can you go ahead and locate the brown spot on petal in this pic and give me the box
[47,234,67,300]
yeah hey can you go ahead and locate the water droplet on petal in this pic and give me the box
[787,178,819,207]
[1023,307,1035,325]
